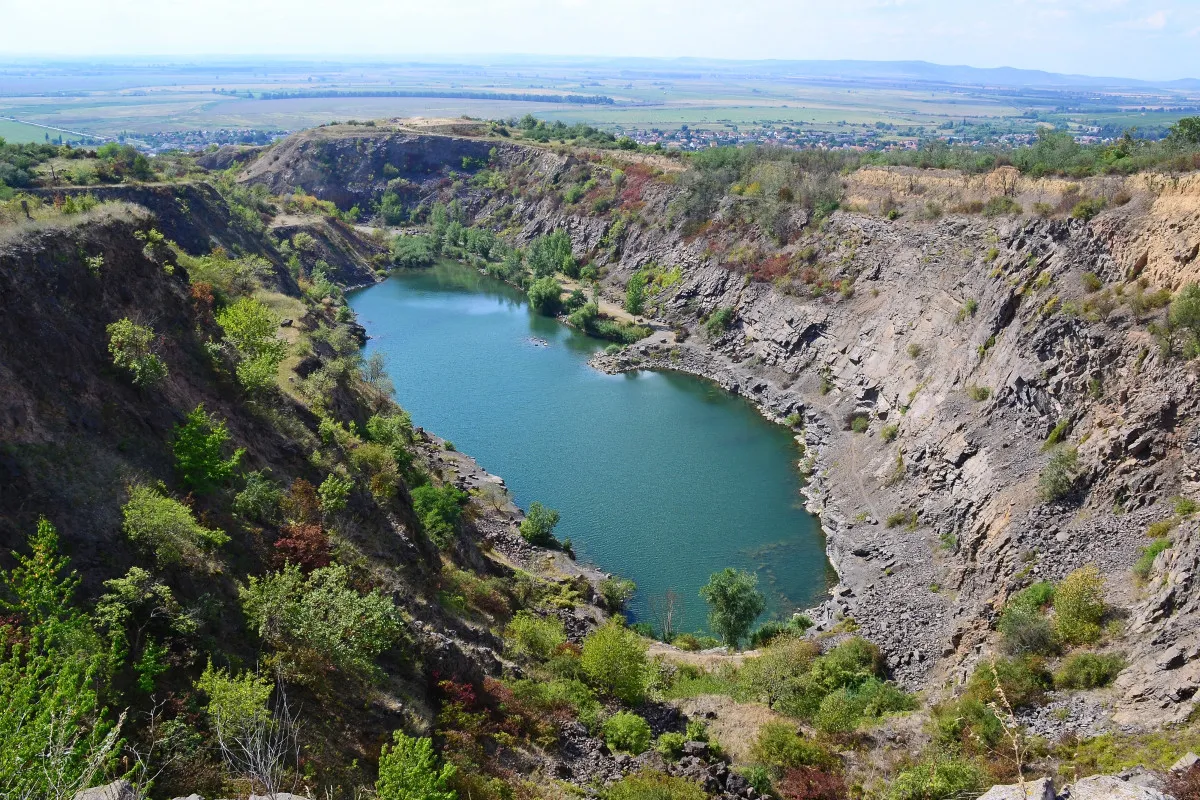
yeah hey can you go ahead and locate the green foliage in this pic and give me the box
[134,637,169,692]
[749,722,833,769]
[1044,418,1071,449]
[528,230,574,278]
[888,756,987,800]
[814,678,916,733]
[527,276,563,315]
[1055,652,1125,690]
[998,605,1058,656]
[655,732,688,760]
[599,576,636,612]
[700,568,765,650]
[1038,446,1079,502]
[955,298,978,322]
[932,696,1004,753]
[966,656,1053,709]
[216,297,287,393]
[0,518,121,799]
[885,509,919,530]
[1134,538,1172,581]
[195,661,273,740]
[965,385,991,401]
[1082,272,1104,292]
[122,484,229,566]
[377,731,458,800]
[172,404,244,494]
[317,473,353,513]
[605,771,707,800]
[240,563,403,680]
[234,470,284,522]
[982,196,1022,217]
[1175,496,1200,516]
[705,307,735,338]
[1071,196,1108,221]
[604,711,653,754]
[625,273,647,315]
[412,484,468,548]
[1054,564,1107,645]
[1170,283,1200,358]
[519,501,560,546]
[581,619,650,704]
[391,234,435,268]
[504,611,567,661]
[881,423,899,443]
[106,318,168,387]
[749,615,814,649]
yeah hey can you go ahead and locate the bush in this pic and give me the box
[966,656,1052,709]
[1171,283,1200,358]
[982,196,1022,217]
[749,722,833,769]
[122,485,229,566]
[1134,538,1172,581]
[106,318,168,387]
[885,509,918,529]
[998,605,1058,656]
[527,230,573,278]
[1166,763,1200,800]
[1055,652,1125,690]
[814,678,915,734]
[519,501,560,546]
[749,615,814,649]
[600,576,636,612]
[1071,196,1107,221]
[705,307,735,338]
[605,771,707,800]
[240,563,403,680]
[604,711,652,754]
[1054,565,1107,644]
[888,756,987,800]
[1010,581,1056,611]
[881,424,899,443]
[776,767,848,800]
[700,568,766,650]
[233,471,283,522]
[655,732,688,760]
[216,297,287,393]
[195,661,273,740]
[318,473,353,513]
[849,414,869,433]
[932,697,1003,753]
[412,484,468,548]
[581,620,649,704]
[739,636,821,708]
[1082,272,1104,292]
[505,611,567,661]
[376,730,457,800]
[965,385,991,401]
[172,405,244,494]
[1038,446,1079,502]
[527,276,563,315]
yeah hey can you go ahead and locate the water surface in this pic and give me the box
[350,261,830,632]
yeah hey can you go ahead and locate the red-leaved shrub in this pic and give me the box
[776,767,848,800]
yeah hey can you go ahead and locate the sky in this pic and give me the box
[0,0,1197,81]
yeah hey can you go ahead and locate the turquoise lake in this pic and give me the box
[349,261,831,633]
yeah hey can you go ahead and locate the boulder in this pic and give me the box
[250,794,312,800]
[75,781,134,800]
[1172,752,1200,772]
[977,777,1054,800]
[1067,775,1170,800]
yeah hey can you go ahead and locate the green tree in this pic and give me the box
[527,230,573,278]
[624,273,647,315]
[1054,564,1107,645]
[106,318,168,387]
[581,619,649,704]
[216,297,287,393]
[376,731,457,800]
[700,568,765,650]
[519,501,560,546]
[527,276,563,315]
[122,485,229,566]
[195,661,274,740]
[1169,117,1200,146]
[173,404,244,493]
[411,484,468,548]
[0,519,123,799]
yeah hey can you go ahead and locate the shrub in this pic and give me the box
[1038,446,1079,502]
[600,576,637,612]
[655,732,688,760]
[527,276,563,315]
[412,484,468,548]
[273,523,332,571]
[932,697,1003,753]
[106,318,168,386]
[625,273,647,315]
[982,196,1022,217]
[775,767,848,800]
[1055,652,1125,690]
[1146,519,1177,539]
[849,414,869,433]
[814,678,915,734]
[1054,564,1106,645]
[216,297,287,393]
[966,656,1052,709]
[1010,581,1055,611]
[1071,196,1107,221]
[505,611,567,661]
[519,501,560,546]
[318,473,353,513]
[605,771,706,800]
[700,568,766,650]
[738,636,821,708]
[390,235,436,268]
[881,424,899,443]
[1171,283,1200,358]
[376,730,457,800]
[705,307,735,338]
[172,405,244,494]
[240,563,403,680]
[885,509,919,529]
[1133,538,1172,581]
[605,711,652,754]
[749,615,814,649]
[527,230,573,278]
[750,722,833,769]
[998,605,1058,656]
[581,620,649,704]
[1175,496,1200,516]
[965,385,991,401]
[122,485,229,566]
[888,756,986,800]
[1166,763,1200,800]
[1082,272,1104,292]
[233,471,283,522]
[195,661,273,740]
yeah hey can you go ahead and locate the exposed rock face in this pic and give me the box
[977,777,1055,800]
[239,126,1200,725]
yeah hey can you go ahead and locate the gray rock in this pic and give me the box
[1066,775,1170,800]
[682,740,710,757]
[977,776,1054,800]
[250,794,312,800]
[169,796,204,800]
[1172,752,1200,772]
[75,781,134,800]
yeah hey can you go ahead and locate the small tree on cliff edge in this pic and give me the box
[700,568,765,651]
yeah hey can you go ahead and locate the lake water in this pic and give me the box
[349,261,831,633]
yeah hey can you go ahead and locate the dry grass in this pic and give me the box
[672,694,789,764]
